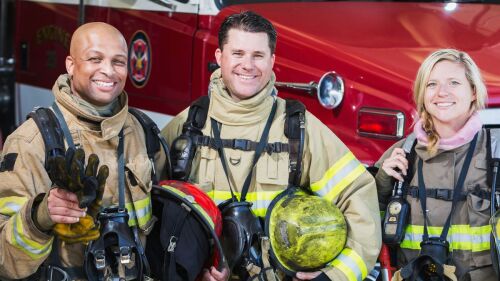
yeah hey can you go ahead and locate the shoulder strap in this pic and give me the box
[284,99,306,186]
[402,132,418,187]
[186,96,210,130]
[485,126,500,213]
[27,107,65,168]
[128,107,172,183]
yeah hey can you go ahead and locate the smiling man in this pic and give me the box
[0,22,165,279]
[66,23,127,106]
[162,11,381,281]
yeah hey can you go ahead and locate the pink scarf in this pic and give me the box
[414,113,482,151]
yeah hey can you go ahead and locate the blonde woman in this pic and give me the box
[375,49,494,281]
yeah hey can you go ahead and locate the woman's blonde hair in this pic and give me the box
[413,49,487,154]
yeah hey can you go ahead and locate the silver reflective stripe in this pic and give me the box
[2,202,22,213]
[316,159,360,197]
[336,253,363,281]
[12,214,51,256]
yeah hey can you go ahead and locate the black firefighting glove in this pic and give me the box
[47,147,109,243]
[48,147,109,209]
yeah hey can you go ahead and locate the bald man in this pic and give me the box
[0,22,164,279]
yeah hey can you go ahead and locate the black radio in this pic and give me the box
[170,123,201,181]
[382,180,410,244]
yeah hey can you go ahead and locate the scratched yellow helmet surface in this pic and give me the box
[265,189,347,274]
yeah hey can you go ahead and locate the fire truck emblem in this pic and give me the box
[128,31,151,88]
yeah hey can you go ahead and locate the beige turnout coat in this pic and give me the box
[375,129,495,281]
[162,69,381,281]
[0,75,162,279]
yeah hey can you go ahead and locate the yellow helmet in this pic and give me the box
[265,188,347,275]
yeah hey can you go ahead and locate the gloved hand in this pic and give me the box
[47,147,109,243]
[48,147,109,209]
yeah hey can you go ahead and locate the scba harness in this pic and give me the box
[170,95,306,280]
[28,105,169,281]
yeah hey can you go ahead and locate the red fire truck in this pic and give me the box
[3,0,500,164]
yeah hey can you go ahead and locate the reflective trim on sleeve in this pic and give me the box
[400,224,491,252]
[206,190,282,217]
[311,152,365,202]
[11,213,53,259]
[126,195,152,228]
[330,248,368,281]
[0,196,28,217]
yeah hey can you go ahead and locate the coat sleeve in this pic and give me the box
[0,119,54,279]
[301,112,382,281]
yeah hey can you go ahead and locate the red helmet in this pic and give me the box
[161,180,222,237]
[146,180,225,281]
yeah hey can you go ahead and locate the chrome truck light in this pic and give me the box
[317,72,344,109]
[275,71,344,109]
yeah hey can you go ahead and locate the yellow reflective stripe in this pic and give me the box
[11,213,53,259]
[311,152,365,202]
[400,224,491,251]
[0,196,28,216]
[311,152,355,192]
[207,190,282,217]
[126,195,152,228]
[324,165,365,202]
[330,248,367,281]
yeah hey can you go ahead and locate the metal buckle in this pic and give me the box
[47,265,70,281]
[168,236,178,252]
[120,246,131,264]
[95,250,106,270]
[274,142,282,153]
[436,189,451,201]
[233,139,249,150]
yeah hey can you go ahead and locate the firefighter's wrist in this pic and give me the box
[311,272,330,281]
[32,192,55,232]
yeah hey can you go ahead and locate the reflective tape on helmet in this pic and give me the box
[11,213,53,259]
[161,185,216,229]
[126,195,152,228]
[400,224,491,252]
[207,190,282,217]
[330,248,368,281]
[311,152,365,202]
[0,196,28,217]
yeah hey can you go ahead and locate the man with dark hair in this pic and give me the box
[163,11,381,281]
[218,11,277,54]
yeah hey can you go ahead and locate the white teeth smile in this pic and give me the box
[236,74,256,80]
[94,80,114,87]
[436,102,454,107]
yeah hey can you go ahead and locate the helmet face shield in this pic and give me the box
[266,189,347,275]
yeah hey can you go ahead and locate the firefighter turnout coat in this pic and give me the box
[162,69,382,281]
[375,128,495,281]
[0,75,159,279]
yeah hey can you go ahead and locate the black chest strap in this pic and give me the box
[177,96,306,187]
